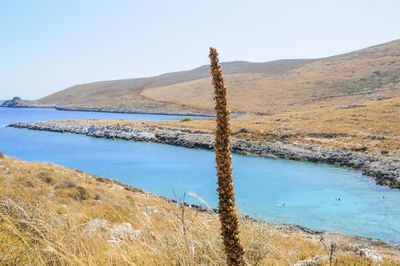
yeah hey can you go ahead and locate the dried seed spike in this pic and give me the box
[209,47,245,265]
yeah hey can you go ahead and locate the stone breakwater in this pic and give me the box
[9,120,400,189]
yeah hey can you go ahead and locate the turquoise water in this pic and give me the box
[0,107,399,243]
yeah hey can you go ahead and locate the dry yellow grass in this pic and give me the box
[1,154,399,265]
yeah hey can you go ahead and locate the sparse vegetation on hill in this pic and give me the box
[179,117,192,122]
[141,40,400,115]
[1,155,399,265]
[7,39,400,116]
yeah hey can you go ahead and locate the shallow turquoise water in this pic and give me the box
[0,107,399,243]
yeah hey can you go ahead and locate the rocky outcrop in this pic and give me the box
[9,121,400,189]
[82,218,141,243]
[82,218,111,238]
[1,97,29,107]
[111,222,141,241]
[294,258,321,266]
[355,248,383,262]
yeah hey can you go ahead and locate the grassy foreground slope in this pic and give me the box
[1,154,399,265]
[26,39,400,115]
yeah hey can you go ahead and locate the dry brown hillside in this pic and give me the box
[142,40,400,114]
[26,39,400,115]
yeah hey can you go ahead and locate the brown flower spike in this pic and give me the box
[209,47,245,265]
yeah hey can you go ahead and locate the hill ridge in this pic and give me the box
[4,39,400,115]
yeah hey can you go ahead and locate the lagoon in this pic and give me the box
[0,107,399,243]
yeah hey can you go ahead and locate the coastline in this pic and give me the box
[1,104,220,117]
[9,120,400,189]
[59,165,400,249]
[0,105,54,110]
[0,104,254,118]
[1,153,399,264]
[54,106,218,117]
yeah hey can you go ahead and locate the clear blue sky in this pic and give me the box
[1,0,399,100]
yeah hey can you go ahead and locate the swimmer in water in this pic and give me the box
[281,202,286,207]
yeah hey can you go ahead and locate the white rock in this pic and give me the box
[82,218,111,238]
[145,206,159,214]
[111,222,141,240]
[294,258,321,266]
[356,248,383,262]
[137,131,156,140]
[111,184,124,190]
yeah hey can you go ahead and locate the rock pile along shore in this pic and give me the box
[9,120,400,189]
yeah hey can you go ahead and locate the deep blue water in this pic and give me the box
[1,107,399,243]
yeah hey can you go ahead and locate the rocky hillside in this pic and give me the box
[1,97,30,107]
[1,153,399,264]
[4,39,400,115]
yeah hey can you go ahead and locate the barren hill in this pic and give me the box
[21,40,400,115]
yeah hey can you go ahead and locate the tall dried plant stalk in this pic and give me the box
[209,47,245,265]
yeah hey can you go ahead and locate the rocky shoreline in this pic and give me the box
[0,102,216,117]
[53,106,218,117]
[1,96,220,117]
[95,174,400,256]
[9,120,400,189]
